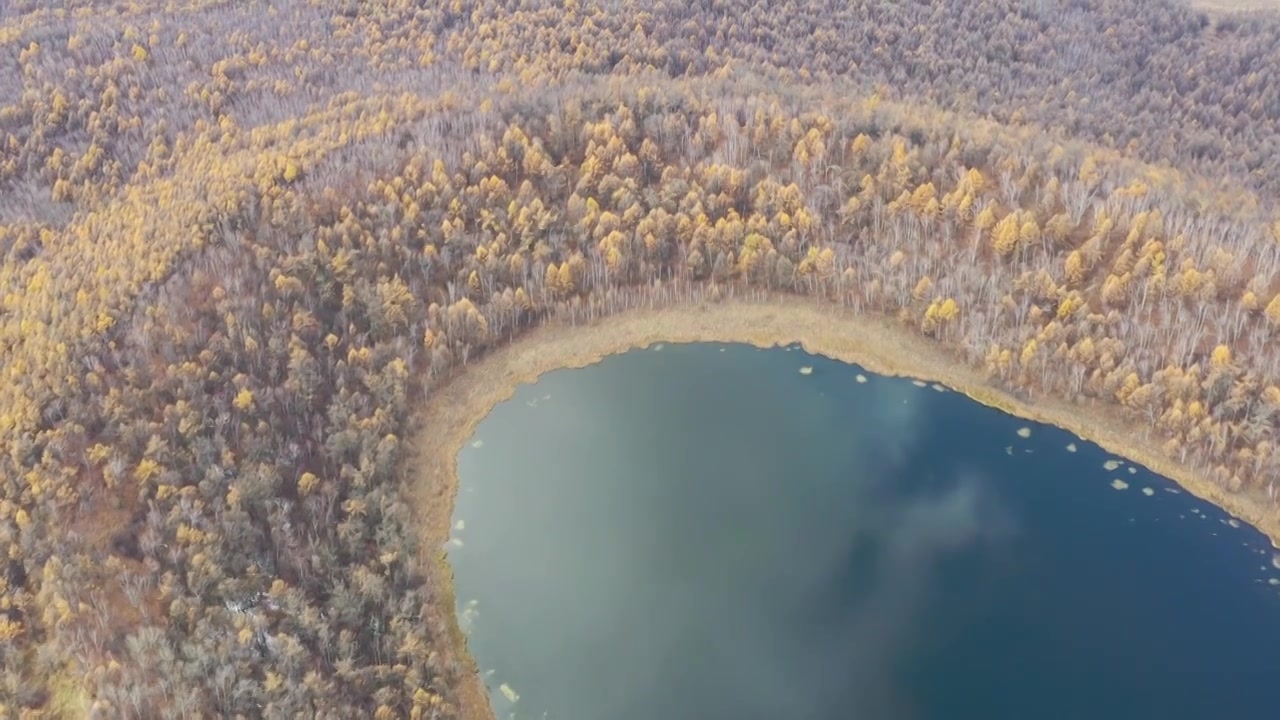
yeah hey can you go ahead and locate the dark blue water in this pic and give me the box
[449,343,1280,720]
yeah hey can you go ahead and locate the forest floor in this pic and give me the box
[410,293,1280,720]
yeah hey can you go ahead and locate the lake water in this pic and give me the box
[449,342,1280,720]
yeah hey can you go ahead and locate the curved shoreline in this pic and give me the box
[410,296,1280,720]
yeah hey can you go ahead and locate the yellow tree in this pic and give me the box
[1210,345,1233,370]
[1265,294,1280,325]
[1020,338,1038,369]
[975,206,997,232]
[922,297,959,334]
[991,214,1020,257]
[1063,250,1086,284]
[912,276,934,302]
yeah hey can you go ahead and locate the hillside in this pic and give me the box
[2,1,1280,717]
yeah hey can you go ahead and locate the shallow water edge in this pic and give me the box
[408,295,1280,720]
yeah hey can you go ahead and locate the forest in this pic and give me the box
[2,0,1280,717]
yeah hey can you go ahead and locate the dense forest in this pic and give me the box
[2,0,1280,717]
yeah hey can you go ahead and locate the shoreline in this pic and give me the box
[410,295,1280,720]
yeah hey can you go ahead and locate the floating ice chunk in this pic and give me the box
[931,383,947,392]
[799,366,813,375]
[455,520,466,531]
[458,604,479,634]
[448,537,464,548]
[1103,460,1122,471]
[652,343,665,351]
[1016,427,1032,438]
[912,380,927,388]
[1227,519,1241,529]
[1110,479,1129,490]
[1128,467,1137,474]
[855,374,867,383]
[472,440,485,448]
[499,684,520,703]
[1066,443,1077,453]
[1141,488,1155,496]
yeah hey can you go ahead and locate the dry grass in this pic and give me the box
[411,295,1280,720]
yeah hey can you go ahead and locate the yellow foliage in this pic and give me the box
[1116,372,1141,403]
[1241,290,1259,312]
[0,617,23,642]
[557,262,575,294]
[922,297,959,333]
[912,276,934,301]
[1100,273,1130,306]
[1018,218,1040,249]
[134,459,161,483]
[233,388,255,411]
[909,182,936,213]
[1056,293,1084,319]
[992,214,1020,256]
[1265,293,1280,324]
[1188,400,1207,420]
[1210,345,1232,369]
[1019,338,1038,367]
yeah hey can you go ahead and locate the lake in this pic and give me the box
[448,342,1280,720]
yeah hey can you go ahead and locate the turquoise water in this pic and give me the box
[449,343,1280,720]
